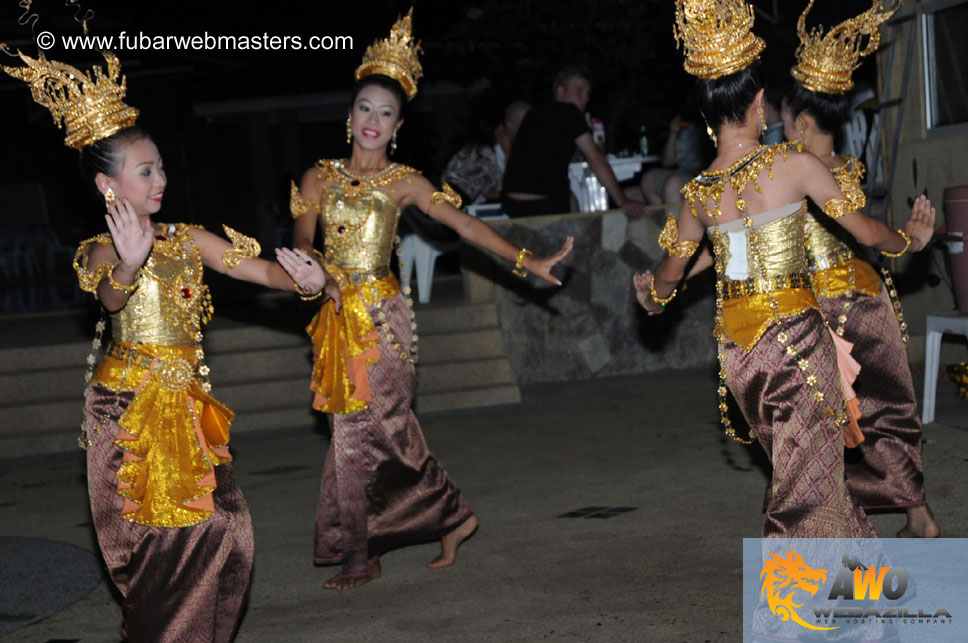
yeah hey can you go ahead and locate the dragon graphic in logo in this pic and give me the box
[760,547,838,631]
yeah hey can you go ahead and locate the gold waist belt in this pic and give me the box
[105,341,199,390]
[342,266,391,285]
[808,246,854,272]
[721,273,812,300]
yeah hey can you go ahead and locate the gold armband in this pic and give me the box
[429,181,463,210]
[106,263,140,295]
[881,229,912,258]
[75,260,111,294]
[658,214,699,259]
[513,248,531,278]
[822,191,865,219]
[221,225,261,270]
[290,181,320,220]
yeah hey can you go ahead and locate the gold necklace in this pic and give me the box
[327,159,414,199]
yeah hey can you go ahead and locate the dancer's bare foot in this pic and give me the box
[897,505,941,538]
[324,557,381,590]
[428,514,479,569]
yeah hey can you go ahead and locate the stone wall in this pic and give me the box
[461,206,718,385]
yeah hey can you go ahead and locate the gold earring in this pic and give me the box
[798,128,808,148]
[104,187,116,208]
[391,129,398,154]
[706,124,717,147]
[346,115,352,144]
[759,109,767,134]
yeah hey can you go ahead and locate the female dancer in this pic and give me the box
[634,0,933,537]
[291,10,572,589]
[3,51,326,641]
[783,0,939,537]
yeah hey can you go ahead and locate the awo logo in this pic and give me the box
[760,547,954,631]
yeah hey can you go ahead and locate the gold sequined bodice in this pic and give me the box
[319,186,401,271]
[709,202,810,286]
[747,205,809,278]
[113,224,209,345]
[805,157,865,270]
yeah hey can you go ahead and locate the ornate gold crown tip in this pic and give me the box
[791,0,899,95]
[1,50,138,148]
[355,7,423,101]
[673,0,765,79]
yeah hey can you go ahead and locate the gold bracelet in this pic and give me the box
[293,281,323,301]
[513,248,532,278]
[107,262,140,295]
[881,229,912,258]
[650,284,677,306]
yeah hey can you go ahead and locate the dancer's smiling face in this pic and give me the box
[96,137,167,218]
[349,84,403,152]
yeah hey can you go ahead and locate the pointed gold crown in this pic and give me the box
[1,50,138,149]
[673,0,765,79]
[792,0,899,95]
[355,7,423,100]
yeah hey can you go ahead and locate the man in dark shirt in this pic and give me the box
[502,66,645,217]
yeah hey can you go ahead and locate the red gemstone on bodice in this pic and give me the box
[181,287,192,299]
[155,235,167,241]
[350,180,360,187]
[337,225,346,234]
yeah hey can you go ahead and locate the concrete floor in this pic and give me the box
[1,369,966,642]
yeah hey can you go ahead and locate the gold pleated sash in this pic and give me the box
[719,288,821,351]
[811,257,882,300]
[306,266,400,414]
[92,342,235,528]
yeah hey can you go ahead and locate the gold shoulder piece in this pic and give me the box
[73,234,114,294]
[290,181,320,220]
[823,158,866,219]
[659,214,699,259]
[221,225,262,270]
[429,181,463,210]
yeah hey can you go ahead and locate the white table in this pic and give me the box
[568,154,659,212]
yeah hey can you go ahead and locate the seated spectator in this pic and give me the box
[443,100,531,205]
[502,65,644,217]
[638,107,710,206]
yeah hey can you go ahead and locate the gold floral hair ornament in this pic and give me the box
[1,50,138,149]
[791,0,900,95]
[673,0,765,79]
[355,7,423,101]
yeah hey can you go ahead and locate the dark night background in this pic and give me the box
[0,0,878,308]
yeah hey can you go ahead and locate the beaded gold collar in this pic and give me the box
[682,141,801,220]
[317,159,418,199]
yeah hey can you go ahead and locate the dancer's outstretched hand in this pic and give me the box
[105,198,153,270]
[525,236,574,286]
[275,248,341,312]
[905,195,936,252]
[633,270,664,315]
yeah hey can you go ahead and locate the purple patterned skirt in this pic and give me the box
[721,309,876,537]
[85,383,254,642]
[313,294,473,577]
[820,288,926,510]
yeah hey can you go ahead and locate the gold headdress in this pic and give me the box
[792,0,899,95]
[355,7,423,100]
[1,50,138,149]
[673,0,765,79]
